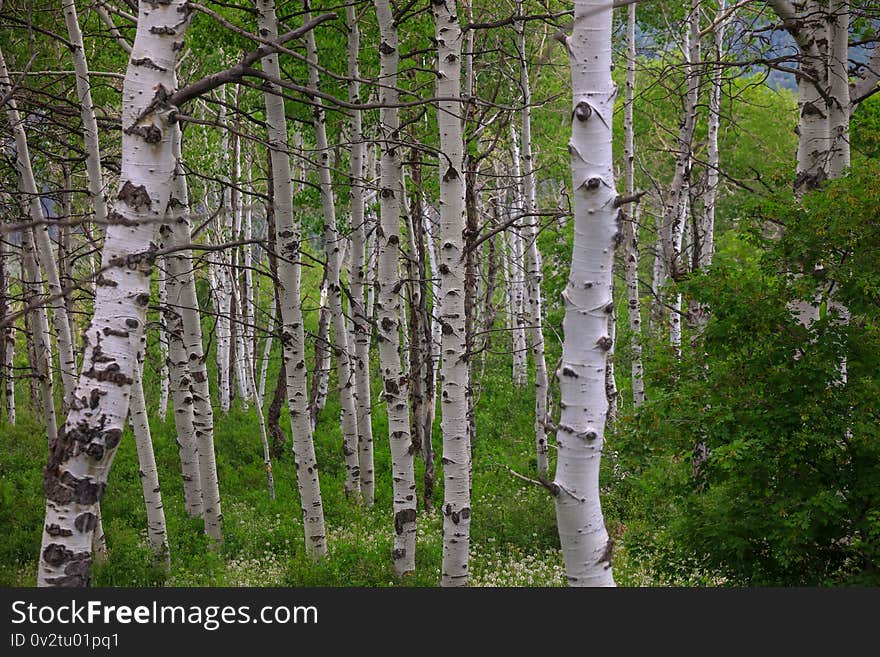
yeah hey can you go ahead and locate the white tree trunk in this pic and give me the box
[168,126,223,541]
[156,259,170,421]
[433,0,471,587]
[303,8,360,499]
[624,0,645,407]
[828,0,850,178]
[129,354,170,569]
[514,0,550,474]
[160,201,203,518]
[257,0,327,559]
[553,0,617,587]
[0,226,15,425]
[0,45,77,412]
[346,2,375,506]
[37,0,192,586]
[213,97,233,413]
[21,227,58,446]
[701,0,727,272]
[258,301,276,404]
[424,205,443,426]
[373,0,417,575]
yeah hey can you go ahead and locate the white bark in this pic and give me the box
[247,343,276,500]
[38,0,192,586]
[303,8,361,500]
[508,195,528,386]
[374,0,417,574]
[668,2,700,355]
[0,229,15,424]
[701,0,727,272]
[256,0,327,559]
[258,301,276,404]
[129,353,170,569]
[21,227,58,447]
[160,191,203,518]
[156,258,170,421]
[624,0,645,407]
[213,95,233,413]
[828,0,850,178]
[433,0,471,587]
[553,0,617,587]
[61,0,109,230]
[168,126,223,541]
[0,44,77,412]
[346,2,375,506]
[424,205,443,425]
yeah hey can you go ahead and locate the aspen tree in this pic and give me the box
[302,7,360,499]
[623,0,645,406]
[130,352,170,569]
[0,44,76,412]
[256,0,327,558]
[38,0,193,586]
[345,2,375,506]
[514,10,551,473]
[552,0,617,587]
[433,0,471,587]
[374,0,417,574]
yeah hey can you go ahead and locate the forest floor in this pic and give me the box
[0,353,664,587]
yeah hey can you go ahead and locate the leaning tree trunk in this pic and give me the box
[37,0,192,586]
[374,0,417,575]
[552,0,617,587]
[257,0,327,559]
[129,352,170,570]
[433,0,471,587]
[21,227,58,447]
[0,44,76,412]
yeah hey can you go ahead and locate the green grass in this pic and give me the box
[0,342,603,587]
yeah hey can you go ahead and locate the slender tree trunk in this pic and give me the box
[129,353,170,569]
[160,198,202,518]
[0,44,76,412]
[37,0,192,586]
[433,0,471,586]
[168,126,223,540]
[257,0,327,559]
[308,274,331,428]
[21,227,57,446]
[0,232,13,424]
[700,0,727,273]
[156,258,170,421]
[553,0,617,587]
[410,150,435,511]
[512,37,551,470]
[624,0,645,407]
[161,240,203,517]
[424,204,442,431]
[346,2,375,506]
[303,6,360,499]
[374,0,417,575]
[258,300,276,404]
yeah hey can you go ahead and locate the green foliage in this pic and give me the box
[612,169,880,585]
